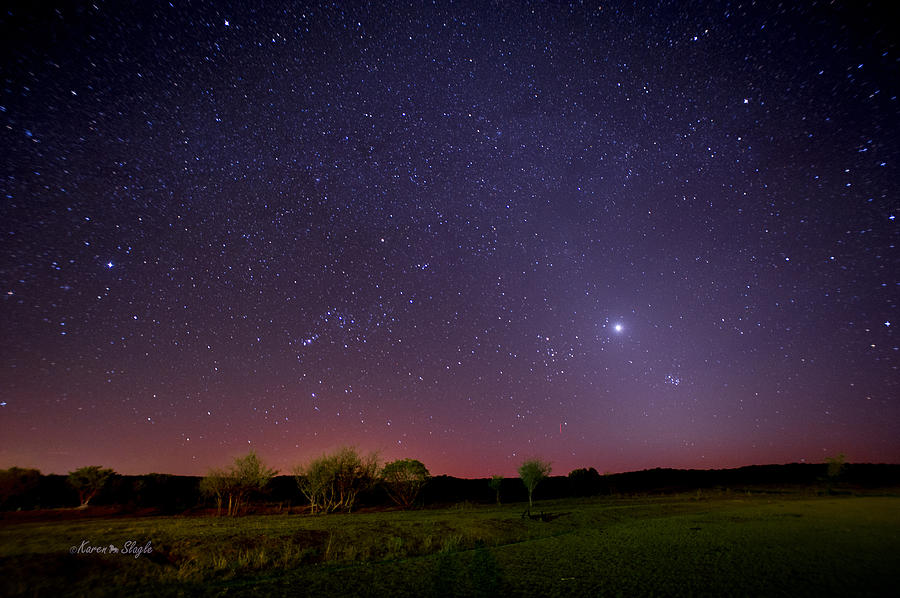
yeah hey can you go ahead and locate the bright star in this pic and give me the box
[614,323,623,333]
[106,261,114,268]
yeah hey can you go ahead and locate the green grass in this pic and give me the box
[2,494,898,597]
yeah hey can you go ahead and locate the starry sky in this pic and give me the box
[1,1,898,478]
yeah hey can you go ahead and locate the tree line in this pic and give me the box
[0,449,556,515]
[196,448,553,516]
[2,456,890,514]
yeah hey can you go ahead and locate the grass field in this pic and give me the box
[1,493,898,597]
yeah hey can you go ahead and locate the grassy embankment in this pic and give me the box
[1,493,898,597]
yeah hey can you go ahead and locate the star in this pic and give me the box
[0,0,895,480]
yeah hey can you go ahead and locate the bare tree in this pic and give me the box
[68,466,115,508]
[293,447,378,513]
[518,459,552,510]
[380,459,430,509]
[293,457,330,514]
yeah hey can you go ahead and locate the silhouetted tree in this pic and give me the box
[825,454,846,479]
[0,467,42,510]
[519,459,551,509]
[200,468,230,516]
[67,466,115,508]
[824,453,847,492]
[381,458,430,508]
[293,458,329,514]
[230,451,278,514]
[201,451,277,516]
[488,475,503,505]
[293,447,378,513]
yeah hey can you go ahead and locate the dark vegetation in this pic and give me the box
[380,458,431,509]
[1,462,898,515]
[2,494,898,597]
[2,460,898,597]
[199,451,278,516]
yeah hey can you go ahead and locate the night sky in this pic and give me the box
[1,1,897,478]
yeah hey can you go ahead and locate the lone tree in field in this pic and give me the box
[201,451,277,516]
[68,466,115,508]
[380,458,430,509]
[293,447,378,513]
[489,475,503,505]
[518,459,552,509]
[824,453,847,491]
[825,453,846,479]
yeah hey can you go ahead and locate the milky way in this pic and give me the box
[1,2,897,477]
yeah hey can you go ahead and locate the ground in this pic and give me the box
[1,492,898,597]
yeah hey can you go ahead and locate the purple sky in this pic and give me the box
[1,1,897,478]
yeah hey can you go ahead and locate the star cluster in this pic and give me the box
[1,1,897,476]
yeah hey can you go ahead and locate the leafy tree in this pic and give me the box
[67,466,115,508]
[825,453,846,479]
[293,447,378,513]
[824,453,847,492]
[201,451,277,516]
[0,467,42,510]
[229,451,278,515]
[488,475,503,505]
[381,459,430,508]
[199,468,230,516]
[518,459,551,509]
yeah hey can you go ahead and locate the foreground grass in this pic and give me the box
[1,494,898,597]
